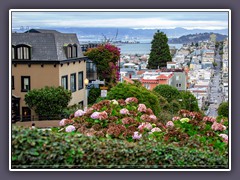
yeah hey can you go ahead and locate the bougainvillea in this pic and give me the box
[84,43,121,88]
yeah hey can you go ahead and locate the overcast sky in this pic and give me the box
[11,10,229,30]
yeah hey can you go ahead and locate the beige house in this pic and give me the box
[12,29,88,121]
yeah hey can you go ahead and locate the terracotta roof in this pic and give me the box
[157,74,168,79]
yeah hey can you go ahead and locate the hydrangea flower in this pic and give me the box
[59,118,66,126]
[125,97,138,104]
[203,116,216,123]
[120,108,129,115]
[74,109,86,117]
[219,133,228,144]
[166,121,174,128]
[111,99,119,105]
[149,127,161,134]
[138,104,147,113]
[149,115,157,121]
[211,121,226,131]
[172,116,180,121]
[180,118,190,123]
[132,131,142,140]
[65,125,76,132]
[138,122,152,131]
[91,112,100,119]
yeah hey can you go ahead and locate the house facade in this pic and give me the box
[11,29,88,121]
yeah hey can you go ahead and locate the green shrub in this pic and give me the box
[153,84,181,103]
[106,82,160,115]
[217,102,229,117]
[88,87,101,105]
[24,86,72,119]
[12,126,228,169]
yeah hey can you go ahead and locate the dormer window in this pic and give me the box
[66,44,78,59]
[12,44,31,60]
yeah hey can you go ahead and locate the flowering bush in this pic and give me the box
[58,99,228,157]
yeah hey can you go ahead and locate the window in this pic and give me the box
[86,60,97,81]
[72,44,78,58]
[12,76,15,90]
[61,75,68,90]
[21,76,30,92]
[78,71,83,90]
[15,44,31,60]
[66,44,78,58]
[12,45,15,59]
[70,73,76,92]
[176,83,182,88]
[176,75,179,81]
[144,83,150,90]
[67,45,72,58]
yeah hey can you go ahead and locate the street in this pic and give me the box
[207,50,224,117]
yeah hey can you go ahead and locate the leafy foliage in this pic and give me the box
[180,91,200,112]
[88,87,101,105]
[153,84,181,103]
[24,86,72,119]
[217,102,229,117]
[106,82,160,115]
[148,30,172,69]
[12,125,228,169]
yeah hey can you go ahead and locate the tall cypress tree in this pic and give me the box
[147,30,172,69]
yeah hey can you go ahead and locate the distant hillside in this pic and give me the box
[168,33,228,44]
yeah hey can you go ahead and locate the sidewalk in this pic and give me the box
[14,120,61,128]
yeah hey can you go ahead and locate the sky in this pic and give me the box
[11,10,229,30]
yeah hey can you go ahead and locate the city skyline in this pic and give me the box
[11,10,229,30]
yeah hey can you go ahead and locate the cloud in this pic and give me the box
[11,12,229,30]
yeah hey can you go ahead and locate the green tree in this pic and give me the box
[180,91,200,112]
[153,84,181,103]
[106,82,160,115]
[147,30,172,69]
[217,102,229,117]
[24,86,72,119]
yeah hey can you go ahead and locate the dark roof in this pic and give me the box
[12,29,84,61]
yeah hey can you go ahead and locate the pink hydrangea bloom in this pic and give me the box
[138,122,152,131]
[172,116,180,121]
[149,127,161,134]
[125,97,138,104]
[59,119,66,126]
[98,111,108,120]
[219,134,228,141]
[149,115,157,121]
[120,108,129,115]
[138,104,147,112]
[166,121,174,128]
[91,112,100,119]
[211,121,226,131]
[65,125,76,132]
[132,131,142,140]
[74,109,86,117]
[203,116,216,123]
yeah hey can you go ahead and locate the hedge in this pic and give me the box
[11,126,228,169]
